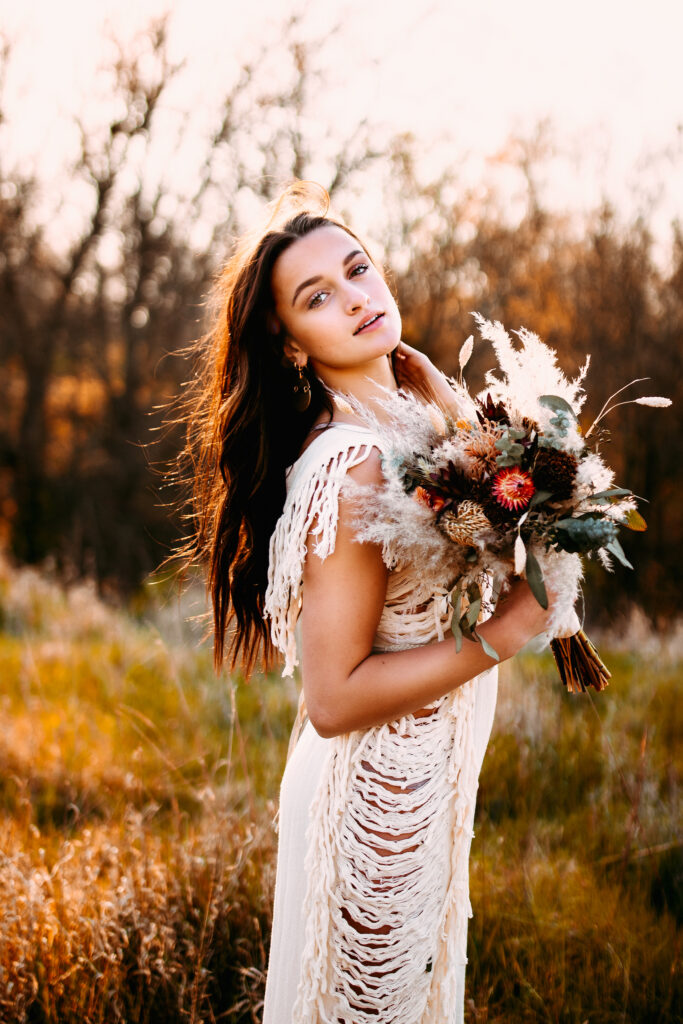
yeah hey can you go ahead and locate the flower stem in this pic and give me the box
[584,378,649,438]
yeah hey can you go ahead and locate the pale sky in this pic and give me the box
[1,0,681,264]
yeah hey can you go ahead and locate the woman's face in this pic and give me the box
[270,225,401,383]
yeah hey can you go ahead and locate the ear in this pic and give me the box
[282,335,306,366]
[267,311,306,366]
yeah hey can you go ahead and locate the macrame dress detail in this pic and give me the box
[263,423,495,1024]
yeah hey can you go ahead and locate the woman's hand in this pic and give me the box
[393,340,439,393]
[483,578,556,651]
[393,340,464,418]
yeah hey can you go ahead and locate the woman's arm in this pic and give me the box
[300,449,551,738]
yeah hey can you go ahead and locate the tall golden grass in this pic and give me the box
[0,554,680,1022]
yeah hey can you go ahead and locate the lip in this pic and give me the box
[353,311,385,335]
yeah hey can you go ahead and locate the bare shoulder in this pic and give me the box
[305,442,386,571]
[344,444,384,486]
[333,444,386,560]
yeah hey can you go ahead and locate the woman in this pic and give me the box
[180,183,553,1022]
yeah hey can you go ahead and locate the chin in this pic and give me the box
[376,335,400,360]
[386,331,402,355]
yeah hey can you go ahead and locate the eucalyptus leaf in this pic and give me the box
[607,538,634,570]
[477,631,500,662]
[495,448,524,468]
[449,586,462,621]
[530,489,553,506]
[539,394,577,419]
[459,614,475,641]
[466,597,482,628]
[495,439,525,455]
[589,487,633,501]
[451,614,463,652]
[525,550,548,609]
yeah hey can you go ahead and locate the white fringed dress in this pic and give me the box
[262,422,498,1024]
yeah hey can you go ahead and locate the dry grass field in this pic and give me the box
[0,555,680,1022]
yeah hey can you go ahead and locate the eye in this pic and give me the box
[307,290,327,309]
[350,262,369,277]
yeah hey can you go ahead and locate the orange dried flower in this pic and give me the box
[414,486,447,512]
[464,424,501,475]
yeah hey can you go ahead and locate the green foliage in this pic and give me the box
[553,514,620,554]
[538,395,577,448]
[525,550,548,609]
[538,395,578,420]
[495,426,527,467]
[450,581,500,661]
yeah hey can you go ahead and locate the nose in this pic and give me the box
[343,280,371,313]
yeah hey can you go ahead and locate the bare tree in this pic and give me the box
[0,16,388,591]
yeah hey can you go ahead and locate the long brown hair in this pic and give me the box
[169,183,379,678]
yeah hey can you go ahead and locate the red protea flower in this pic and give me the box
[492,467,535,511]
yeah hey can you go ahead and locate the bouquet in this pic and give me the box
[344,313,671,693]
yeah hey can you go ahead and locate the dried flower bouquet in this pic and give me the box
[343,313,671,693]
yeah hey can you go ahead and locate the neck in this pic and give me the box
[312,354,399,425]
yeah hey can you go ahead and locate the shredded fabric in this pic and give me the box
[265,425,381,678]
[264,423,481,1023]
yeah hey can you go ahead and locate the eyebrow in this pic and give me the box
[291,248,364,306]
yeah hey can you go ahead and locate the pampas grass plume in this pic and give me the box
[459,334,474,372]
[634,396,672,407]
[332,394,355,415]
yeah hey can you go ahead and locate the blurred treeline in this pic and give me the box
[0,18,680,621]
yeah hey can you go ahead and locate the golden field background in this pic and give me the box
[0,554,680,1023]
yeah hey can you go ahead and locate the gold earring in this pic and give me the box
[292,363,311,412]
